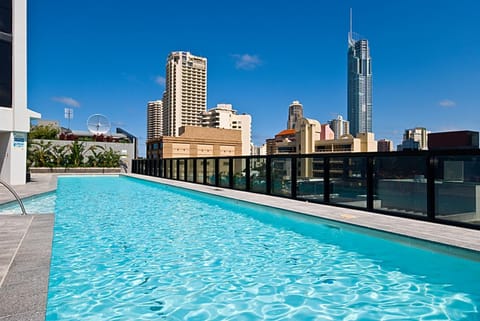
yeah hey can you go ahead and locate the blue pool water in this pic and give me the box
[46,176,480,320]
[0,191,56,214]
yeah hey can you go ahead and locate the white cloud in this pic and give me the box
[439,99,456,108]
[52,96,80,108]
[111,120,126,127]
[155,76,166,86]
[232,54,262,70]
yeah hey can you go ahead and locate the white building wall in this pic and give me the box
[232,113,252,156]
[0,0,41,185]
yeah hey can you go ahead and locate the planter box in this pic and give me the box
[30,167,122,174]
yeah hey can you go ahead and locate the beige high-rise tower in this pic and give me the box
[147,100,163,140]
[163,51,207,136]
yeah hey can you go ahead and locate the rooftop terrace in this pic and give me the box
[0,173,479,320]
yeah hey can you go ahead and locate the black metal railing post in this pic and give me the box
[366,156,374,210]
[228,158,234,189]
[266,156,272,195]
[203,158,207,184]
[245,157,251,191]
[426,154,436,220]
[324,156,330,203]
[291,157,297,199]
[214,158,220,186]
[192,159,197,183]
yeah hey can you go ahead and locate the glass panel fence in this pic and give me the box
[374,156,427,216]
[206,159,215,185]
[165,160,171,179]
[178,159,185,180]
[232,158,247,190]
[218,158,230,188]
[297,156,325,201]
[434,155,480,226]
[250,157,267,193]
[171,159,178,180]
[152,160,157,176]
[329,156,367,208]
[196,159,204,184]
[271,157,292,197]
[186,159,195,182]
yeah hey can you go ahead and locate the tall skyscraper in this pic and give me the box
[163,51,207,137]
[287,100,303,130]
[147,100,163,140]
[347,10,372,136]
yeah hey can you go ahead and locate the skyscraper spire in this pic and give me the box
[348,8,354,47]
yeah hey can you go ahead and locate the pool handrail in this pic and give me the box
[0,178,27,215]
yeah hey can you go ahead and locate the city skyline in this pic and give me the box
[28,1,480,156]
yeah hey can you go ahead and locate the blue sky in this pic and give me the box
[28,0,480,155]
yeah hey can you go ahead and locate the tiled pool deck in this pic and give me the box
[0,173,479,320]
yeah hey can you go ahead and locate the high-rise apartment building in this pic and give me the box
[287,100,303,130]
[329,115,350,139]
[201,103,252,155]
[347,11,372,136]
[147,100,163,140]
[163,51,207,137]
[0,0,41,184]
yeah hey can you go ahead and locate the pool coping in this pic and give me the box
[0,214,54,321]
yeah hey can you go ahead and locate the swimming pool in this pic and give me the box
[46,176,479,320]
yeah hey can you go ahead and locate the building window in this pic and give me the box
[0,0,12,108]
[0,1,12,34]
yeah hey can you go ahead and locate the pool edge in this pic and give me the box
[0,214,54,321]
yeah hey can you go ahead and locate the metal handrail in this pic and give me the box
[0,179,27,215]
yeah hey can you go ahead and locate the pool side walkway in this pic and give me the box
[1,173,480,321]
[0,174,57,321]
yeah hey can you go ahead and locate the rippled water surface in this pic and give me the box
[0,191,56,214]
[46,176,480,320]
